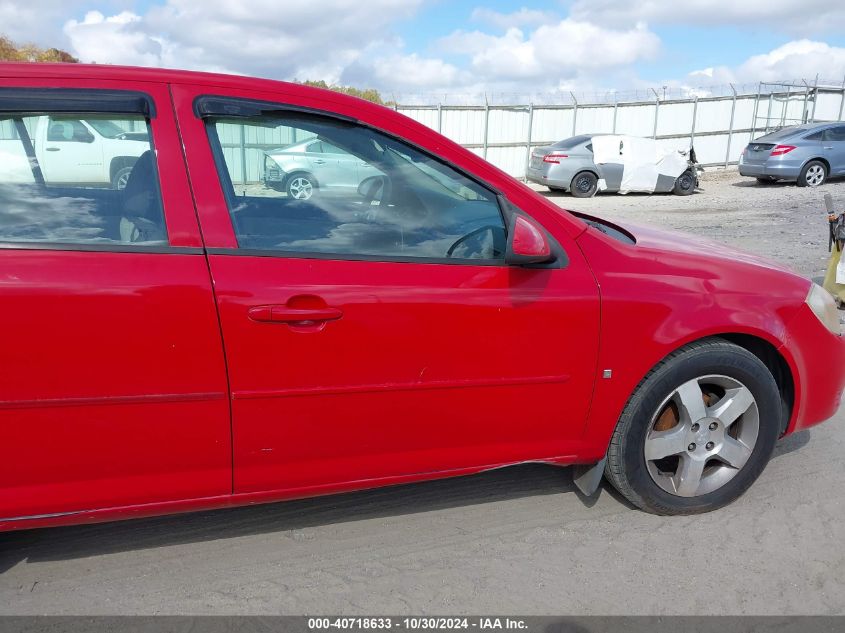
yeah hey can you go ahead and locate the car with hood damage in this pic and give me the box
[0,63,842,531]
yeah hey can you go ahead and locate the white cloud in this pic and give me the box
[470,8,558,30]
[570,0,845,33]
[438,20,660,83]
[680,40,845,87]
[62,0,423,83]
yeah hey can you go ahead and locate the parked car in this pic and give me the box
[526,134,698,197]
[739,122,845,187]
[0,63,843,531]
[0,114,149,189]
[263,137,383,199]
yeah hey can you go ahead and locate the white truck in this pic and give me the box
[0,115,149,189]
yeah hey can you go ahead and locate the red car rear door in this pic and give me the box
[172,83,600,495]
[0,76,231,521]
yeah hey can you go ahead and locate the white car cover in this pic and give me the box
[591,135,691,194]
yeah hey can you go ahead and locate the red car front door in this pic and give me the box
[0,78,231,521]
[173,84,600,495]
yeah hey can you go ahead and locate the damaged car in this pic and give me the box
[527,134,699,197]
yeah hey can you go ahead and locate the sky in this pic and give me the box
[3,0,845,101]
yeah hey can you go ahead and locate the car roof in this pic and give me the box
[0,62,383,114]
[0,62,590,239]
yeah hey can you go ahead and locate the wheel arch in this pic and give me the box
[716,333,795,435]
[109,155,138,182]
[283,169,319,190]
[802,156,830,173]
[586,329,799,462]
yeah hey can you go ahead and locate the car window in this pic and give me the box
[47,118,94,143]
[552,135,592,150]
[0,113,167,246]
[209,114,506,261]
[824,126,845,142]
[804,130,824,141]
[306,141,322,153]
[321,141,347,155]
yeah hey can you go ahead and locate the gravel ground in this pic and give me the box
[538,168,845,280]
[1,169,844,616]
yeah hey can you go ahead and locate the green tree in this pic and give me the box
[0,34,78,63]
[301,80,388,105]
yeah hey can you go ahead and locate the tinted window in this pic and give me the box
[804,130,824,141]
[552,135,592,150]
[209,114,505,261]
[824,126,845,142]
[0,113,167,246]
[754,127,804,142]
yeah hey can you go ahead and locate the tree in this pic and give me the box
[0,35,78,63]
[300,80,388,105]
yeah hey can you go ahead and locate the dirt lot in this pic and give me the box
[2,169,845,615]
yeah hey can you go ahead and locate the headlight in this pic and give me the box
[805,283,842,335]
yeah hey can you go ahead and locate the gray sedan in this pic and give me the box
[739,122,845,187]
[526,134,697,197]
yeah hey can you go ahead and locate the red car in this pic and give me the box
[0,63,842,531]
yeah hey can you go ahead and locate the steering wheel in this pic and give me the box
[446,225,505,259]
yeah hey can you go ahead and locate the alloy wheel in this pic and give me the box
[644,375,759,497]
[805,164,825,186]
[288,177,314,200]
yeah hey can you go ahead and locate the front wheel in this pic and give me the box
[286,173,317,200]
[605,339,782,515]
[672,170,695,196]
[797,160,827,187]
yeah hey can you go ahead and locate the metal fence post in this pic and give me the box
[483,94,490,160]
[811,74,819,122]
[839,75,845,121]
[725,83,737,167]
[650,88,660,139]
[612,98,618,133]
[239,124,247,184]
[524,103,534,180]
[765,91,774,132]
[570,92,578,136]
[690,97,699,147]
[749,82,761,139]
[782,84,793,127]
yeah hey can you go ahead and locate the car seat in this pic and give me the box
[119,150,167,244]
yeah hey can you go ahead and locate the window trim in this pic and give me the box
[0,88,156,118]
[0,242,201,255]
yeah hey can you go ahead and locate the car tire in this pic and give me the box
[797,160,827,188]
[672,170,695,196]
[112,166,133,190]
[285,172,317,200]
[570,171,598,198]
[604,338,782,515]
